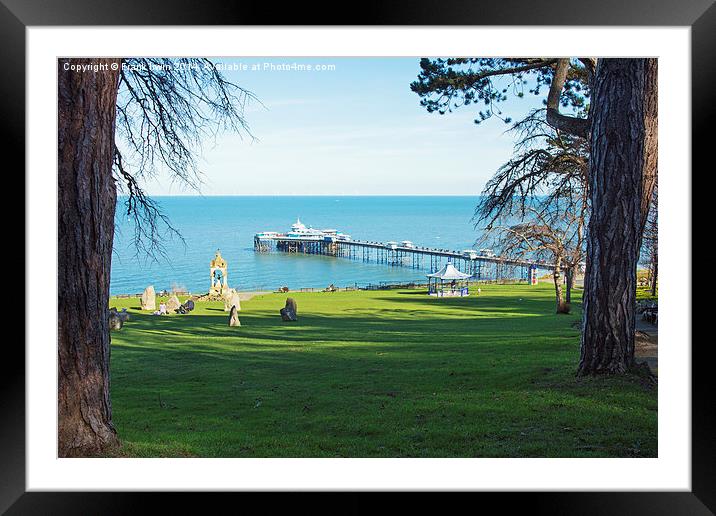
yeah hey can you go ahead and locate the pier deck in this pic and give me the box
[254,234,558,281]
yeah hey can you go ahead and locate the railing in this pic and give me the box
[254,233,564,271]
[111,278,539,299]
[111,290,192,299]
[429,286,470,297]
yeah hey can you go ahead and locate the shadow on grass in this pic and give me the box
[115,309,581,350]
[108,290,655,458]
[377,289,581,313]
[112,311,651,402]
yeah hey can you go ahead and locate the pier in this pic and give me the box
[254,221,558,282]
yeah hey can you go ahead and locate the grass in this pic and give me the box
[636,286,658,301]
[636,269,658,301]
[108,283,657,458]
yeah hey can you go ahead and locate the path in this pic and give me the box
[635,318,658,375]
[238,291,269,301]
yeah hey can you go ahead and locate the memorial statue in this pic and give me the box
[209,249,228,295]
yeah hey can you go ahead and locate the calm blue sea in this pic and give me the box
[110,196,489,295]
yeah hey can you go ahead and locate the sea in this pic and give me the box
[110,196,492,295]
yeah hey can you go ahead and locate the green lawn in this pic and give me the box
[108,283,657,457]
[637,285,658,301]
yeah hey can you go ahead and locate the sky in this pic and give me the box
[141,58,544,196]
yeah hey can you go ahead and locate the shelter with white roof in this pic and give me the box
[426,262,472,297]
[291,218,307,232]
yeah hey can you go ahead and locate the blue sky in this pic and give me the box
[143,58,544,196]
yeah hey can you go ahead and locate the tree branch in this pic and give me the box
[546,58,590,138]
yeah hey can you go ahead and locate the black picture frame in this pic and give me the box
[4,0,708,512]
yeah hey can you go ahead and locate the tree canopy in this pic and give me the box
[410,58,591,127]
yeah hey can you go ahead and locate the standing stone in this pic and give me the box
[166,294,181,313]
[280,297,298,321]
[229,291,241,312]
[223,288,234,311]
[223,288,242,312]
[228,305,241,327]
[108,309,123,331]
[141,285,156,311]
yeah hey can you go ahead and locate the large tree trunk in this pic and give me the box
[577,59,650,376]
[58,58,121,456]
[639,59,658,247]
[650,253,658,297]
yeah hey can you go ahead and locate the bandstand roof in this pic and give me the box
[426,262,472,280]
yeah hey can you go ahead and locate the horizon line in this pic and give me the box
[127,193,485,197]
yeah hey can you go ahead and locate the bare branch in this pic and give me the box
[113,58,256,260]
[114,148,184,263]
[474,109,589,232]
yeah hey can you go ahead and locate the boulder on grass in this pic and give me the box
[223,289,232,311]
[108,308,123,331]
[280,297,297,322]
[141,285,156,311]
[228,305,241,327]
[229,291,241,311]
[223,289,242,312]
[166,294,181,313]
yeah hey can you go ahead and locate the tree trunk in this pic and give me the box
[578,59,648,376]
[58,58,121,456]
[567,200,586,306]
[553,258,564,312]
[648,186,658,298]
[565,266,574,304]
[639,59,658,247]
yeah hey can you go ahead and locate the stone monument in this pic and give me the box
[280,298,298,321]
[166,294,181,313]
[209,250,229,296]
[141,285,156,310]
[223,288,242,312]
[108,308,123,331]
[228,305,241,327]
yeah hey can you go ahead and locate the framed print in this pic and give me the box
[5,0,711,512]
